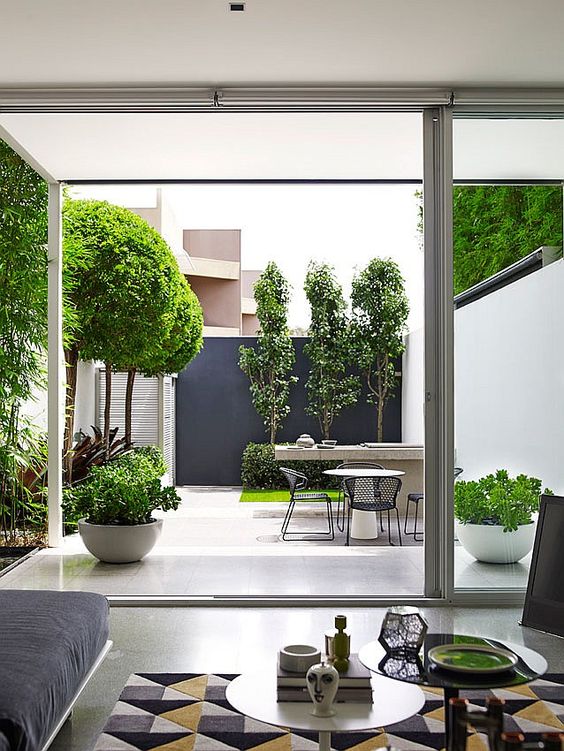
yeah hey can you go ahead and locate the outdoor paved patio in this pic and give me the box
[0,487,531,595]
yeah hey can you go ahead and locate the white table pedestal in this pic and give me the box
[350,509,379,539]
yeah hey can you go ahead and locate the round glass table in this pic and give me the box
[359,632,548,746]
[226,668,425,751]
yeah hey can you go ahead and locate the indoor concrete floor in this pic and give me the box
[49,605,564,751]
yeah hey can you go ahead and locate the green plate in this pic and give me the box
[428,644,518,674]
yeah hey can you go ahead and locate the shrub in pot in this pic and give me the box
[454,469,552,564]
[63,446,180,563]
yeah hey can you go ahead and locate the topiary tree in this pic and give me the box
[351,258,409,442]
[63,199,197,461]
[239,262,297,444]
[303,261,359,439]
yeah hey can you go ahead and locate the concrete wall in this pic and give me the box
[454,258,564,493]
[189,276,242,330]
[242,314,260,335]
[402,327,424,444]
[176,337,402,486]
[73,360,97,435]
[183,229,240,262]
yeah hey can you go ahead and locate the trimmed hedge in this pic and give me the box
[241,442,341,490]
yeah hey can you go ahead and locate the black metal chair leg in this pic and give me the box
[413,506,422,542]
[326,499,334,540]
[346,505,351,546]
[281,501,295,540]
[336,488,344,532]
[379,511,384,532]
[395,507,403,546]
[387,509,392,545]
[404,501,410,534]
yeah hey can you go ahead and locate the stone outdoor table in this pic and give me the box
[274,444,424,521]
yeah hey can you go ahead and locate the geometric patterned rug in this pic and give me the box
[94,673,564,751]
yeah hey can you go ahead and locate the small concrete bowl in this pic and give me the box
[322,440,337,446]
[279,644,321,673]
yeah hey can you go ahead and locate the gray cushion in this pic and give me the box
[0,590,109,751]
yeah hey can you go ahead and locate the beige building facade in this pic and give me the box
[130,190,260,337]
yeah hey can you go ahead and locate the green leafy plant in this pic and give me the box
[304,261,360,439]
[62,446,180,526]
[241,442,341,490]
[416,186,563,295]
[239,262,297,444]
[453,185,562,295]
[351,258,409,442]
[454,469,553,532]
[0,139,49,545]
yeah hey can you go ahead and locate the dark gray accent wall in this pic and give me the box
[176,337,402,486]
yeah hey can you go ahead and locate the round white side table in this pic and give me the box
[226,669,425,751]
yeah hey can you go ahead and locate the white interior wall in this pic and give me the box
[73,360,97,437]
[402,328,424,444]
[454,259,564,493]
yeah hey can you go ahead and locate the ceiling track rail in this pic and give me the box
[0,86,451,113]
[1,86,564,115]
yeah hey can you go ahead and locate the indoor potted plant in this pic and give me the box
[63,446,180,563]
[454,469,552,564]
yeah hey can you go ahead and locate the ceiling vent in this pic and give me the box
[229,3,245,10]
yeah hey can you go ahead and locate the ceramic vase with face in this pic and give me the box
[306,662,339,717]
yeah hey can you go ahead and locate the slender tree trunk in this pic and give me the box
[376,356,384,442]
[323,411,330,440]
[63,346,79,483]
[103,362,112,460]
[377,401,384,442]
[124,367,136,447]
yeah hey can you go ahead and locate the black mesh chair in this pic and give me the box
[279,467,334,541]
[404,466,464,542]
[335,462,384,532]
[343,476,402,546]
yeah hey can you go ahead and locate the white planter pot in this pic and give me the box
[78,518,163,563]
[455,520,535,564]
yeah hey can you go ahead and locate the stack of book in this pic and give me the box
[277,654,373,703]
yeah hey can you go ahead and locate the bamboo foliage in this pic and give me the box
[0,140,49,543]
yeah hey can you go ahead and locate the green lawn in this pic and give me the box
[240,489,340,502]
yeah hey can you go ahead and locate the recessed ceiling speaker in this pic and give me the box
[229,2,245,10]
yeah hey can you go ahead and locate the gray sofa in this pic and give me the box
[0,590,110,751]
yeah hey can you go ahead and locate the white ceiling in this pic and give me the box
[0,112,423,180]
[2,0,564,87]
[2,112,564,182]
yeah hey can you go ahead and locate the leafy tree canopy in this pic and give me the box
[453,185,562,295]
[63,199,183,368]
[139,277,203,377]
[351,258,409,442]
[239,261,297,444]
[304,260,359,439]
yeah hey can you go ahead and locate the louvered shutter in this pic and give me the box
[97,369,159,446]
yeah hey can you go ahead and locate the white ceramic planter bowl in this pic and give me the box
[455,520,535,564]
[78,518,163,563]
